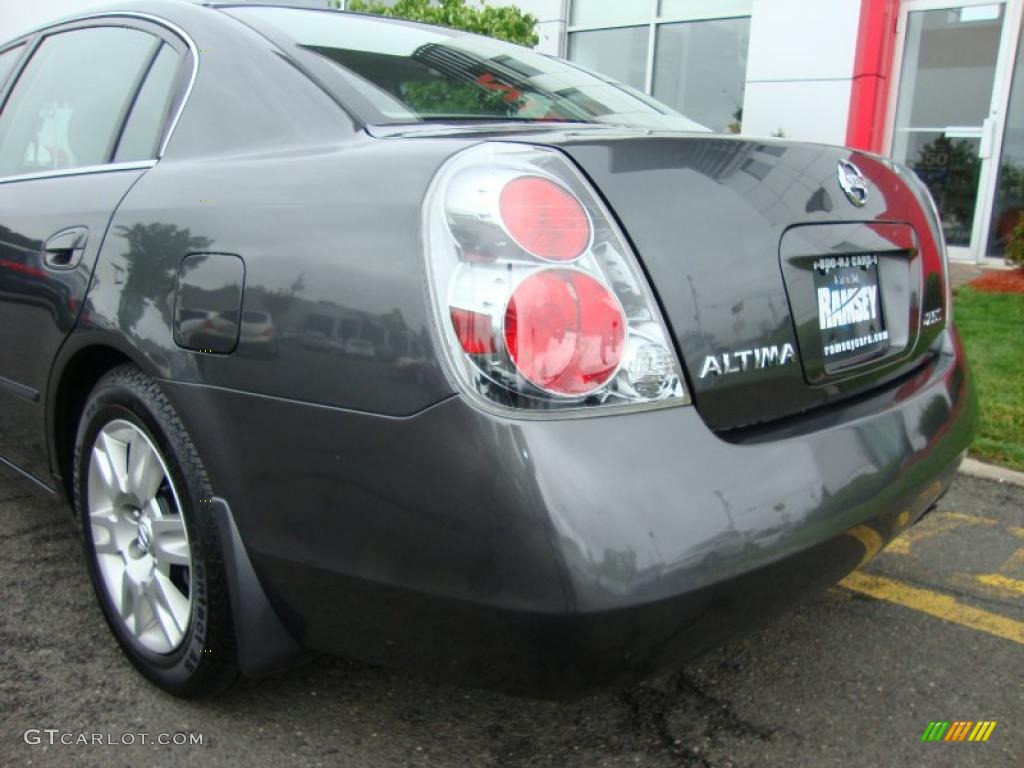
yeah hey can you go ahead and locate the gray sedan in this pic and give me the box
[0,1,975,698]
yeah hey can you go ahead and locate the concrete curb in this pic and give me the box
[958,457,1024,488]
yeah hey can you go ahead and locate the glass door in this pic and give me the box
[889,1,1019,261]
[989,13,1024,256]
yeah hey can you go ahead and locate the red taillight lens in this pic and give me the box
[498,176,590,261]
[504,269,625,395]
[450,308,497,355]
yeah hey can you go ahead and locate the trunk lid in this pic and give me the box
[545,133,949,430]
[383,124,949,430]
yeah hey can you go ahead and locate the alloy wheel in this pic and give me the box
[86,419,192,654]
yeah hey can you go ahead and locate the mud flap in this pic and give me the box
[209,496,309,678]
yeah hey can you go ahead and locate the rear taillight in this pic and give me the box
[423,143,688,414]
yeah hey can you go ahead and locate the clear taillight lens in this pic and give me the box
[422,142,689,414]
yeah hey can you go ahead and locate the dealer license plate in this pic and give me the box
[813,254,889,363]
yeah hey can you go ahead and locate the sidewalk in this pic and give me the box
[960,456,1024,487]
[949,260,1012,288]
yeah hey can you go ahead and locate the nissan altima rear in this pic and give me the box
[0,1,975,699]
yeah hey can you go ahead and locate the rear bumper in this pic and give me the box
[163,327,976,697]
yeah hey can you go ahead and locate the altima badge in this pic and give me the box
[837,160,868,207]
[699,343,796,379]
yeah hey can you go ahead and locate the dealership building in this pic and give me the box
[479,0,1023,265]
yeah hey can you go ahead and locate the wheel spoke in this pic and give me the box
[143,581,174,648]
[148,571,189,641]
[150,517,190,567]
[91,443,119,496]
[119,568,137,623]
[94,432,130,495]
[133,579,156,638]
[89,510,123,556]
[127,435,164,503]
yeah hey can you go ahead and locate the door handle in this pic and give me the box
[979,116,997,160]
[942,126,983,139]
[942,120,997,159]
[43,226,88,270]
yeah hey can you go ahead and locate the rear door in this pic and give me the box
[0,20,186,483]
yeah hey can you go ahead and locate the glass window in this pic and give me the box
[0,27,156,177]
[567,26,650,93]
[652,17,750,133]
[228,7,705,131]
[891,7,1002,248]
[571,0,647,28]
[0,45,25,88]
[658,0,753,21]
[989,18,1024,258]
[114,43,182,162]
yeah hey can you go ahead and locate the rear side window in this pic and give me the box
[0,45,24,89]
[0,27,156,177]
[114,43,182,162]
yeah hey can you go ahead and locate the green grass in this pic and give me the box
[953,286,1024,472]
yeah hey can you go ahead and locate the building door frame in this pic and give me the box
[884,0,1024,262]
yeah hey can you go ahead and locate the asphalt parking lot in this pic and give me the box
[1,472,1021,768]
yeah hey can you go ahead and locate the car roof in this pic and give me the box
[2,0,464,47]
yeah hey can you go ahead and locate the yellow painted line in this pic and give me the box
[976,573,1024,597]
[840,571,1024,646]
[846,525,884,566]
[887,538,912,555]
[941,511,1000,526]
[886,512,996,556]
[887,519,963,555]
[950,571,1017,600]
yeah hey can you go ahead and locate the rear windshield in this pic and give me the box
[225,6,707,131]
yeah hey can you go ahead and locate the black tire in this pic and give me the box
[73,364,240,697]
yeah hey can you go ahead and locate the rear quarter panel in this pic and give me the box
[78,1,470,415]
[84,136,464,415]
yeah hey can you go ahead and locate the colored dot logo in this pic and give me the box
[921,721,997,742]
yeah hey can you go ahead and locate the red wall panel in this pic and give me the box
[847,0,901,152]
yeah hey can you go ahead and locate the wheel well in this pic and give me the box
[52,346,133,502]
